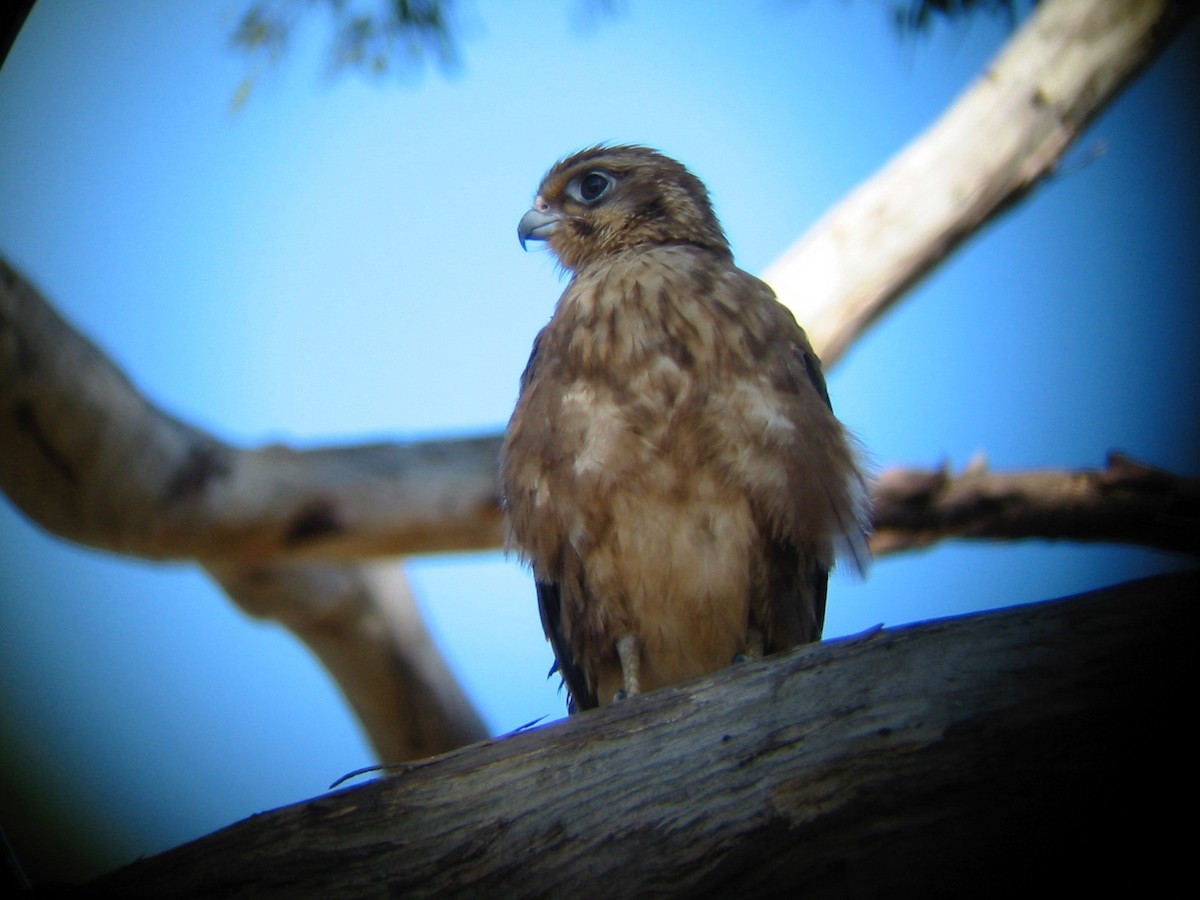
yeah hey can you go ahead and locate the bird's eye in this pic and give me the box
[568,171,614,205]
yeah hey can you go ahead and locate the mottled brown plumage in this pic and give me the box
[502,145,868,712]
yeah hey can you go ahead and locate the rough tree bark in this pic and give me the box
[85,570,1194,898]
[1,0,1193,765]
[870,452,1200,557]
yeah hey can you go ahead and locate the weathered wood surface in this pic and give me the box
[871,452,1200,557]
[86,570,1194,898]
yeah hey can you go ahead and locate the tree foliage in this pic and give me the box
[231,0,458,78]
[890,0,1032,32]
[226,1,1037,89]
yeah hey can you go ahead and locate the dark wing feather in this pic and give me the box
[518,329,545,394]
[516,332,597,712]
[800,344,833,410]
[801,343,839,635]
[761,538,828,651]
[807,568,829,638]
[795,338,871,575]
[536,580,596,714]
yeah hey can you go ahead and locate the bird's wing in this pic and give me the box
[755,338,839,649]
[790,337,871,577]
[711,271,867,647]
[759,537,829,650]
[798,341,833,411]
[536,580,596,713]
[518,328,545,393]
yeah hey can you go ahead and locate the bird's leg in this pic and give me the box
[746,627,764,658]
[614,634,641,701]
[733,627,765,664]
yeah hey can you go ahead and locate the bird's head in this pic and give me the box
[518,145,730,272]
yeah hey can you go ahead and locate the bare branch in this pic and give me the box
[764,0,1197,366]
[0,256,502,563]
[88,571,1196,897]
[1,257,489,761]
[870,452,1200,558]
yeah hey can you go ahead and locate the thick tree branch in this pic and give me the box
[86,571,1195,898]
[871,452,1200,558]
[0,257,502,562]
[763,0,1196,366]
[0,257,489,761]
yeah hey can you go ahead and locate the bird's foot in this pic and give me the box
[733,628,765,664]
[615,634,641,702]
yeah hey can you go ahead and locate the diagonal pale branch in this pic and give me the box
[870,452,1200,558]
[764,0,1196,367]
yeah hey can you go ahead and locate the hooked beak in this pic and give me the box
[518,206,561,250]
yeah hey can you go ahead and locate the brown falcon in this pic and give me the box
[501,145,868,712]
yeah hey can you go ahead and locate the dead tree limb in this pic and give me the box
[871,452,1200,558]
[763,0,1197,366]
[86,570,1195,898]
[0,257,503,563]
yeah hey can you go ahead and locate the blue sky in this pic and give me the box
[1,0,1197,884]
